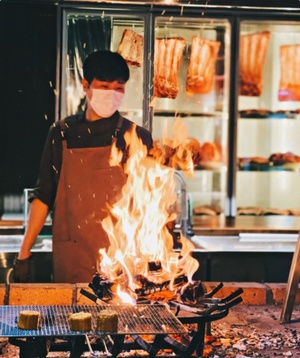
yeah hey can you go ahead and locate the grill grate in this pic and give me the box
[0,304,187,337]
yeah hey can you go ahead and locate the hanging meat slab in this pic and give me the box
[154,37,186,99]
[239,31,271,96]
[279,44,300,101]
[186,36,221,94]
[117,29,144,67]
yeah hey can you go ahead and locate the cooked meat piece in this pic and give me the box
[200,142,222,163]
[289,208,300,216]
[186,36,221,94]
[149,140,176,166]
[193,205,222,216]
[269,152,300,165]
[261,208,290,216]
[117,29,144,67]
[154,37,186,99]
[239,109,272,118]
[150,137,201,168]
[237,207,263,216]
[238,157,269,165]
[184,137,201,166]
[239,31,271,96]
[279,44,300,101]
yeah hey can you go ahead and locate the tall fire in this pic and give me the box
[96,119,200,303]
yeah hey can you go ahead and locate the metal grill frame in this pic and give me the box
[3,284,243,357]
[0,304,187,337]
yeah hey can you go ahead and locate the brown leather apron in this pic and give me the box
[52,125,126,283]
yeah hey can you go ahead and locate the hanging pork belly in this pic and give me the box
[154,37,186,99]
[186,36,221,94]
[278,44,300,101]
[117,28,144,67]
[239,31,271,96]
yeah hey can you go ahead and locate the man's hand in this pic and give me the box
[13,255,33,283]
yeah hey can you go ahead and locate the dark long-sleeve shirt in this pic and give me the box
[31,111,153,209]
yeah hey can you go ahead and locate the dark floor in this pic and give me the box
[206,304,300,357]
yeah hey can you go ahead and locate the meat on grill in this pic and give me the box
[279,44,300,101]
[186,36,221,94]
[154,37,186,99]
[117,28,144,67]
[239,31,271,96]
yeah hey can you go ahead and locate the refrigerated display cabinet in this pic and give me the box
[57,1,300,224]
[237,20,300,216]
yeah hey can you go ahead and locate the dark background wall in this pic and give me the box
[0,1,57,213]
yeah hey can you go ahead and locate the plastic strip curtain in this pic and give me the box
[66,15,112,115]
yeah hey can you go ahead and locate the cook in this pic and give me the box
[14,50,153,283]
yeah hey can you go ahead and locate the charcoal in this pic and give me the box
[88,272,113,300]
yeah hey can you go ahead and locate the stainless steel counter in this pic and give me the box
[189,233,298,283]
[192,215,300,236]
[0,218,298,283]
[190,233,298,253]
[0,235,52,253]
[0,235,53,283]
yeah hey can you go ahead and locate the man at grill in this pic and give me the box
[14,50,153,283]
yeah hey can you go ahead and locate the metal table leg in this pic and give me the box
[280,232,300,323]
[9,337,50,358]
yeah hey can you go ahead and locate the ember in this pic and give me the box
[89,271,206,303]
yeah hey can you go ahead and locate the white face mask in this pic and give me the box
[89,89,124,118]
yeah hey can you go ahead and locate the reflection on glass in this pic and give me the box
[62,12,145,125]
[65,14,112,116]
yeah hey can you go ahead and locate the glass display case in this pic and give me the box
[236,20,300,216]
[151,17,230,216]
[60,9,148,127]
[57,2,300,220]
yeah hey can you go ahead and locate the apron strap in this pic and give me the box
[114,115,124,138]
[112,115,125,148]
[59,118,67,140]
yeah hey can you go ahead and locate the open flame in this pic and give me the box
[150,118,195,177]
[116,285,136,304]
[99,119,199,301]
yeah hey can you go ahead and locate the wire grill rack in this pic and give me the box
[0,304,187,337]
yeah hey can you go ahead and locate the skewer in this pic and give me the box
[85,334,99,357]
[100,336,112,356]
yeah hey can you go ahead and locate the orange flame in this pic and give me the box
[150,118,195,177]
[99,120,199,299]
[116,285,136,304]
